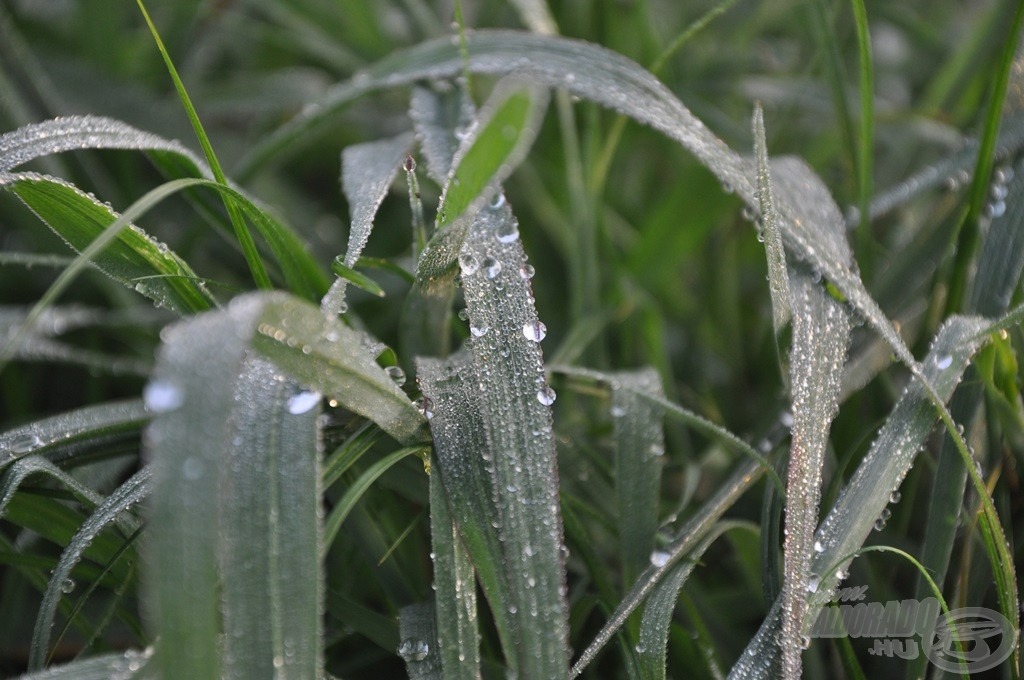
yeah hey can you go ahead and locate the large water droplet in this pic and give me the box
[416,396,434,420]
[522,320,547,342]
[536,386,556,406]
[9,432,41,454]
[649,551,670,567]
[61,578,76,594]
[496,220,519,243]
[889,490,901,504]
[287,390,321,415]
[814,540,824,553]
[470,324,489,337]
[519,263,536,280]
[397,638,430,662]
[482,257,502,279]
[144,379,184,413]
[385,366,407,386]
[935,354,953,369]
[459,253,480,276]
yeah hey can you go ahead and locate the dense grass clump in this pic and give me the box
[0,1,1022,678]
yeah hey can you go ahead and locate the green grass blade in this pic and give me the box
[611,368,665,585]
[848,0,874,248]
[410,83,476,186]
[0,399,148,473]
[28,468,149,671]
[135,0,271,290]
[322,132,414,316]
[321,446,425,553]
[571,459,765,677]
[16,649,153,679]
[0,456,104,521]
[398,602,443,678]
[636,521,755,680]
[435,77,546,228]
[428,469,481,680]
[5,175,215,315]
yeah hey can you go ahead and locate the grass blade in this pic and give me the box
[778,275,850,680]
[728,316,992,678]
[322,132,414,316]
[28,468,149,671]
[398,601,443,679]
[611,368,665,585]
[0,400,146,478]
[145,320,324,678]
[428,468,481,680]
[410,83,475,187]
[17,649,153,679]
[752,104,791,336]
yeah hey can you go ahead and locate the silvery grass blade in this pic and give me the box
[636,521,755,680]
[0,115,327,300]
[610,368,665,585]
[752,104,790,337]
[0,305,152,376]
[429,467,481,680]
[1,173,215,315]
[571,459,764,677]
[17,648,154,679]
[0,399,148,473]
[398,602,443,679]
[417,350,517,665]
[417,76,548,284]
[28,468,149,671]
[145,321,323,679]
[418,196,569,677]
[728,315,993,679]
[410,83,475,186]
[399,82,475,363]
[321,132,414,316]
[865,113,1024,223]
[778,274,850,680]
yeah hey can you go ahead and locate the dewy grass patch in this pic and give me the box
[0,1,1022,678]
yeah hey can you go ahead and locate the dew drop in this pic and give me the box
[9,432,41,454]
[61,578,75,594]
[458,253,480,276]
[490,193,506,209]
[648,442,665,457]
[649,550,670,567]
[287,390,321,415]
[522,320,547,342]
[536,386,556,406]
[519,263,535,280]
[496,220,519,243]
[457,308,470,321]
[779,411,794,428]
[935,354,953,370]
[416,396,434,420]
[482,257,502,279]
[397,638,430,662]
[873,517,887,532]
[889,490,901,504]
[800,635,811,650]
[385,366,406,386]
[143,379,184,413]
[470,324,489,337]
[807,574,820,593]
[403,155,416,172]
[814,540,824,554]
[635,643,646,654]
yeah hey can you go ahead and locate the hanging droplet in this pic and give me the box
[415,396,434,420]
[61,578,76,594]
[458,308,470,321]
[522,320,547,342]
[519,263,535,280]
[490,193,506,209]
[403,155,416,172]
[889,490,901,504]
[287,390,321,415]
[143,379,184,413]
[536,386,556,406]
[385,366,406,386]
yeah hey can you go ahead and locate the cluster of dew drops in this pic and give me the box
[452,196,555,409]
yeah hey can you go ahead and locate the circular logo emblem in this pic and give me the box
[924,607,1015,674]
